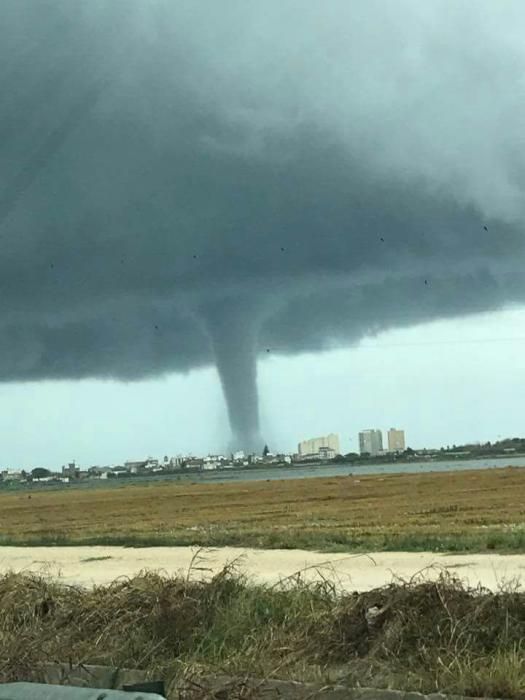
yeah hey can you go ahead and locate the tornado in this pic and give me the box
[2,0,525,454]
[200,300,264,454]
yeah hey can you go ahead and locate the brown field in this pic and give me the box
[1,467,525,551]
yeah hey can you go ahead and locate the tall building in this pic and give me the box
[388,428,406,452]
[358,429,383,456]
[298,433,340,456]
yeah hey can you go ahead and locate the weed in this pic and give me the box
[0,569,524,698]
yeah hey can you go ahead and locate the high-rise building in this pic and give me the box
[387,428,406,452]
[298,433,340,456]
[358,429,383,456]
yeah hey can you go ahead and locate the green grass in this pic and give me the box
[1,566,525,698]
[1,527,525,554]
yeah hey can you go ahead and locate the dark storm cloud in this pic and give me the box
[1,0,524,448]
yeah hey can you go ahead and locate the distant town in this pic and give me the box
[1,429,525,487]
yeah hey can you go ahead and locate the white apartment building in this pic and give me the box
[358,429,383,456]
[387,428,406,452]
[298,433,340,456]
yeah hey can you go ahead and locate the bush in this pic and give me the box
[0,568,524,697]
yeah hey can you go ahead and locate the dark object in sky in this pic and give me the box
[0,1,524,453]
[266,348,270,352]
[424,280,428,285]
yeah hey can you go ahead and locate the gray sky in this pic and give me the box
[1,0,525,463]
[3,306,525,469]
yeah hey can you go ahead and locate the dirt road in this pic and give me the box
[1,546,524,590]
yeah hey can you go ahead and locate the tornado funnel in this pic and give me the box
[201,300,264,453]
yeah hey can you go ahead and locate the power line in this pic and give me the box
[357,336,525,349]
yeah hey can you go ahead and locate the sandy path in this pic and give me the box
[0,546,524,590]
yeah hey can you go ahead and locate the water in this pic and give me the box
[26,455,525,492]
[141,455,525,486]
[195,456,525,484]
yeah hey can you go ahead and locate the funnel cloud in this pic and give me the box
[201,299,263,452]
[1,1,525,450]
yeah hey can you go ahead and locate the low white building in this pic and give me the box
[318,446,336,460]
[1,471,23,482]
[202,461,219,470]
[125,460,146,472]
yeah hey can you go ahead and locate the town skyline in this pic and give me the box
[4,420,525,476]
[4,432,525,484]
[1,307,524,470]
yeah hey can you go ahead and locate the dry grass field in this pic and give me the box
[1,466,525,551]
[2,470,525,696]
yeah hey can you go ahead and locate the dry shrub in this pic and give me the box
[313,570,525,694]
[0,565,245,682]
[0,567,524,697]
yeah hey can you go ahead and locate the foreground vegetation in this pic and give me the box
[1,567,525,698]
[0,467,525,553]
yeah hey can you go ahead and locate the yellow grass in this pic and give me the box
[1,466,524,551]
